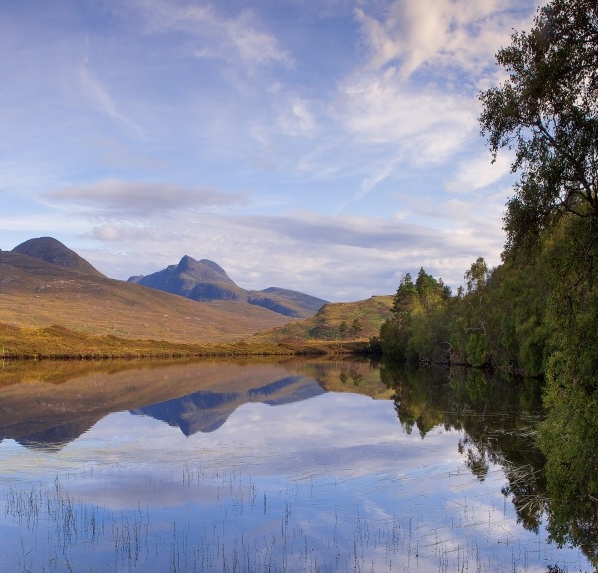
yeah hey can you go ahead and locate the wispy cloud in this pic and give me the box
[321,0,537,197]
[355,0,535,81]
[0,0,538,301]
[128,0,293,72]
[63,203,504,299]
[49,180,249,216]
[277,98,318,137]
[79,67,139,131]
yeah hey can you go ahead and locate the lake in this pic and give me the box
[0,358,593,572]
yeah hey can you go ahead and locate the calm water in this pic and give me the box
[0,359,592,572]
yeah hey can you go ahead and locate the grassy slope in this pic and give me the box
[0,251,292,348]
[251,295,393,344]
[0,251,391,358]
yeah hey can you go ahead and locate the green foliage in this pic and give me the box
[478,0,598,255]
[537,375,598,566]
[350,318,363,339]
[380,268,453,363]
[379,255,554,374]
[338,321,348,340]
[465,332,488,368]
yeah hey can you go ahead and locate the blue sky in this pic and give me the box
[0,0,540,301]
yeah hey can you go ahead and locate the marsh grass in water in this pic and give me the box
[2,467,560,573]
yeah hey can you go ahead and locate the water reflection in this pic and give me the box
[382,364,547,528]
[0,358,594,572]
[130,375,324,434]
[382,362,598,571]
[0,360,326,447]
[537,378,598,565]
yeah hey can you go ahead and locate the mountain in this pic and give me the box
[129,255,328,319]
[12,236,105,278]
[128,256,245,301]
[0,244,293,345]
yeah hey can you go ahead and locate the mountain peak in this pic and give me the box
[176,255,197,271]
[176,256,227,277]
[127,256,327,316]
[12,237,105,277]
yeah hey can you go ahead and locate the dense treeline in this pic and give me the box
[379,0,598,562]
[376,248,551,377]
[378,192,598,384]
[379,0,598,390]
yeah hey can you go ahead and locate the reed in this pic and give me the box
[2,465,580,573]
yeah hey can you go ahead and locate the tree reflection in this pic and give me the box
[380,362,598,566]
[538,377,598,567]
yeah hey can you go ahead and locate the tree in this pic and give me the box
[338,321,348,340]
[390,273,418,317]
[380,268,452,363]
[479,0,598,255]
[465,257,489,296]
[350,318,363,340]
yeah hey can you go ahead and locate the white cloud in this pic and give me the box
[56,202,504,299]
[338,74,476,164]
[355,0,536,81]
[354,159,397,200]
[277,98,318,137]
[446,151,513,193]
[319,0,538,197]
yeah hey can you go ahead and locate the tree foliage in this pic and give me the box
[379,268,453,363]
[479,0,598,254]
[377,254,552,374]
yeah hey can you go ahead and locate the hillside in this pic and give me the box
[252,295,394,344]
[0,237,391,357]
[12,236,105,278]
[129,255,328,318]
[0,248,292,345]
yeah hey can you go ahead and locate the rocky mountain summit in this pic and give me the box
[129,255,327,318]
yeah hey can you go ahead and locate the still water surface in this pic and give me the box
[0,359,592,572]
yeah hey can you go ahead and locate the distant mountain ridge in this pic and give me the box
[129,256,328,319]
[1,237,296,343]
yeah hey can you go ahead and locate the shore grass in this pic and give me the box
[0,321,363,360]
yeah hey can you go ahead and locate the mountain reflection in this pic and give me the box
[130,375,324,435]
[0,360,329,448]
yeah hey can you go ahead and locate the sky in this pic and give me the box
[0,0,542,302]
